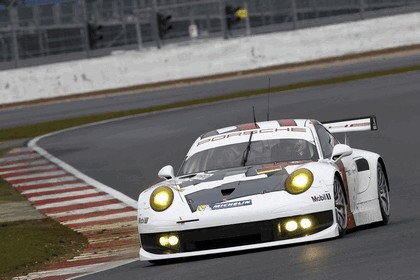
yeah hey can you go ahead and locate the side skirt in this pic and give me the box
[353,198,382,226]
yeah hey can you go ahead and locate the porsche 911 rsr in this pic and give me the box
[137,116,390,261]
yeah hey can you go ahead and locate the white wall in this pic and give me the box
[1,12,420,105]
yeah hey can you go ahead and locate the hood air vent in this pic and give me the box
[221,188,235,196]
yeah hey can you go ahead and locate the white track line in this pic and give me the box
[13,259,137,280]
[75,221,137,233]
[7,147,33,154]
[89,234,139,244]
[0,164,57,175]
[28,119,138,209]
[0,159,49,169]
[36,195,114,209]
[19,113,142,278]
[29,189,101,201]
[0,153,40,163]
[62,211,138,225]
[48,203,129,218]
[4,170,66,180]
[21,183,90,194]
[72,248,137,260]
[12,176,76,187]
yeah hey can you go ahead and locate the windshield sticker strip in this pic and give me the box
[197,128,301,146]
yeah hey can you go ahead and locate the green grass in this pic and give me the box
[1,63,419,143]
[0,149,23,204]
[0,178,25,204]
[0,218,87,280]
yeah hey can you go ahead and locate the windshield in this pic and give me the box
[179,139,319,175]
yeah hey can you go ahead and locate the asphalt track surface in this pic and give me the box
[35,64,420,280]
[1,52,420,129]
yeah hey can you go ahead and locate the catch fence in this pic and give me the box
[1,0,420,70]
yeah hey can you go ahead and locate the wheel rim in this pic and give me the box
[378,166,390,216]
[334,179,347,231]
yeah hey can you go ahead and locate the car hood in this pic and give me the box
[177,163,306,213]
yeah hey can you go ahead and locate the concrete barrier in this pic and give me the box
[1,12,420,105]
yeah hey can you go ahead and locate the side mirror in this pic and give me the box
[331,144,353,161]
[158,165,175,180]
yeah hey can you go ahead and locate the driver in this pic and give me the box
[294,139,308,159]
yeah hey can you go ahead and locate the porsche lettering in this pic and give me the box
[197,128,304,146]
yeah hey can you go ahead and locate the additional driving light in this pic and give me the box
[285,168,314,194]
[300,218,312,229]
[159,234,179,247]
[150,186,174,212]
[159,236,169,246]
[285,220,298,232]
[168,235,179,246]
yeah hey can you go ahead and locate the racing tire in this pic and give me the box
[377,163,390,225]
[334,176,347,237]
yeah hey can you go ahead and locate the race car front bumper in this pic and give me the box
[139,210,334,259]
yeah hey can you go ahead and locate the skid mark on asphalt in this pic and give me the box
[0,147,139,280]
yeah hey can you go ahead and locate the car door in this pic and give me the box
[315,124,358,212]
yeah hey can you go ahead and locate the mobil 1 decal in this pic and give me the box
[311,193,332,202]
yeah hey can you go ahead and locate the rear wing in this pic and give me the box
[322,116,378,134]
[322,116,377,145]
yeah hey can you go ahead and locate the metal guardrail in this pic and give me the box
[1,0,420,70]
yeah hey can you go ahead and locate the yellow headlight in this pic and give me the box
[285,168,313,194]
[150,186,174,212]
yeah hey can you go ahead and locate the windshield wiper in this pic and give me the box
[241,131,254,166]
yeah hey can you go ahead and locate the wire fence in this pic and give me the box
[1,0,420,70]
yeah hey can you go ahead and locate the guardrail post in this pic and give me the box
[9,7,19,68]
[291,0,298,29]
[80,0,91,58]
[244,2,251,36]
[33,5,44,58]
[219,0,228,39]
[151,0,162,49]
[359,0,365,19]
[135,13,143,51]
[133,1,143,51]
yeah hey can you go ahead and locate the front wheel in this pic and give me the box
[377,163,390,225]
[334,176,347,237]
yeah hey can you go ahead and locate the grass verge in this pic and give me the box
[0,178,25,205]
[1,63,420,142]
[0,218,87,280]
[0,149,88,280]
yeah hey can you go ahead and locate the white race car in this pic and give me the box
[137,116,390,261]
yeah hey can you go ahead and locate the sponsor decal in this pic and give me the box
[210,199,252,210]
[311,193,332,202]
[197,205,208,211]
[197,128,298,146]
[138,217,149,224]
